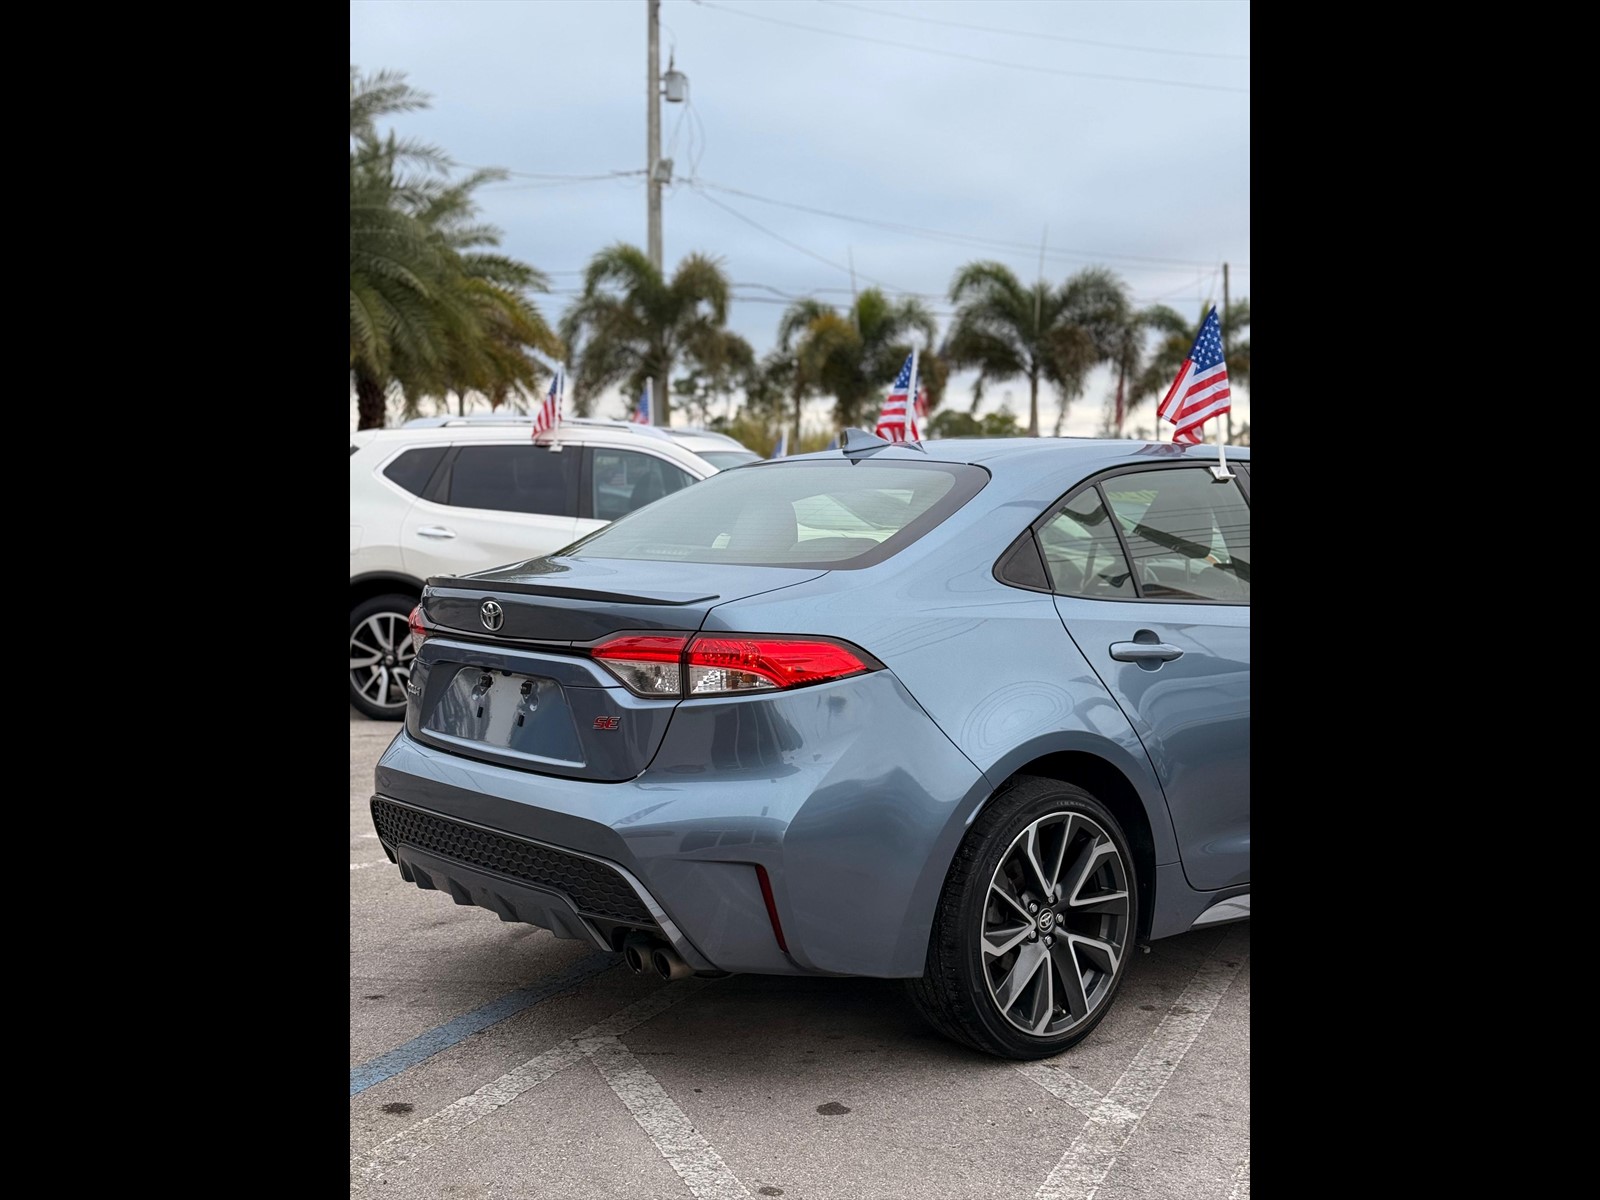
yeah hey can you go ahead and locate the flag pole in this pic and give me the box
[551,366,565,451]
[908,346,920,440]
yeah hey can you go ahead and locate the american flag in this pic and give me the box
[874,353,921,442]
[531,370,562,438]
[1158,307,1231,444]
[632,379,652,425]
[770,428,788,458]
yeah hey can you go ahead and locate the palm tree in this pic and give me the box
[775,298,839,446]
[350,69,454,428]
[1104,304,1190,436]
[776,289,939,434]
[1049,268,1132,437]
[350,67,558,428]
[560,245,750,424]
[943,262,1127,437]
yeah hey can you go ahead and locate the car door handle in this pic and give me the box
[416,526,456,539]
[1110,640,1184,662]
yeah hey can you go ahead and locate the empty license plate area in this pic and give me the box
[422,667,584,765]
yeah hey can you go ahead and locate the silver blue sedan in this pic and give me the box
[373,433,1250,1059]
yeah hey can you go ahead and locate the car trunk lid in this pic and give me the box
[408,558,826,780]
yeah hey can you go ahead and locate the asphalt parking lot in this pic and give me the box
[351,712,1249,1199]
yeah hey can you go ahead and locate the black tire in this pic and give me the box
[349,593,419,720]
[908,775,1140,1060]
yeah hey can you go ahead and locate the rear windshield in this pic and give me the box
[563,459,988,568]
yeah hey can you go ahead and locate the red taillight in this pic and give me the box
[591,634,688,697]
[408,604,428,652]
[685,637,870,695]
[590,633,873,698]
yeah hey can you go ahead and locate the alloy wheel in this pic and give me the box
[350,611,416,714]
[980,812,1131,1037]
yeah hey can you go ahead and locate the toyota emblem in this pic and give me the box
[480,600,504,631]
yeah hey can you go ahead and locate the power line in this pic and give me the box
[460,162,648,182]
[691,1,1249,95]
[819,0,1249,61]
[688,184,910,294]
[692,176,1248,272]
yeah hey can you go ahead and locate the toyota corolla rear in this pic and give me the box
[372,455,993,979]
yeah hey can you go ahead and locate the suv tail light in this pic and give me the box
[591,633,875,698]
[408,604,429,652]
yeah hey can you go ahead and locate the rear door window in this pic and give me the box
[1101,468,1250,603]
[445,445,578,516]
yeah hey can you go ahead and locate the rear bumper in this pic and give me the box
[373,670,991,977]
[371,796,714,967]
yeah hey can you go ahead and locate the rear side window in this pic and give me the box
[565,460,988,569]
[1101,468,1250,603]
[590,448,694,520]
[382,446,447,497]
[447,445,577,516]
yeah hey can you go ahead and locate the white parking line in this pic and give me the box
[358,833,380,839]
[350,861,385,871]
[584,1035,752,1200]
[1025,927,1250,1200]
[1015,1063,1138,1125]
[352,978,711,1189]
[1227,1150,1250,1199]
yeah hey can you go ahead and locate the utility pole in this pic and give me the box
[647,0,662,277]
[1222,261,1231,444]
[645,0,663,424]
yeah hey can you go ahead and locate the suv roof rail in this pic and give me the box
[400,414,675,440]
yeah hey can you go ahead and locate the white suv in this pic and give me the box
[350,417,760,718]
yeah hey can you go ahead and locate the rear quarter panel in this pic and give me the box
[700,475,1185,964]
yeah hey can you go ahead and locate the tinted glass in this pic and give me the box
[1102,469,1250,603]
[447,445,575,516]
[382,446,447,497]
[1040,489,1135,598]
[590,449,695,520]
[566,461,986,568]
[698,450,762,470]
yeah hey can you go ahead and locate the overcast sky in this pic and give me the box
[351,0,1250,437]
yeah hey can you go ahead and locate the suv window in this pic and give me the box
[1101,468,1250,603]
[1040,489,1136,598]
[382,446,447,497]
[590,448,694,521]
[446,445,577,516]
[566,460,987,569]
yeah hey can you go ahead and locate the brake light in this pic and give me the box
[590,633,873,698]
[591,634,687,696]
[408,604,429,652]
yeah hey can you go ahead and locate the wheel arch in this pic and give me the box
[350,572,426,613]
[994,751,1160,943]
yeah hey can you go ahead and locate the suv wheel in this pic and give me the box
[908,776,1138,1059]
[349,594,418,720]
